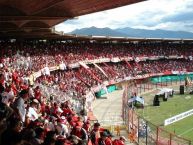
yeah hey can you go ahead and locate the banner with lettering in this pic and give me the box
[164,109,193,126]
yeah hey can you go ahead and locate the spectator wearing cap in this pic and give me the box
[55,116,69,137]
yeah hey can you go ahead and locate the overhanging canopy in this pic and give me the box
[0,0,144,37]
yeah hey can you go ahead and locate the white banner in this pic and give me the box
[168,55,178,59]
[49,66,58,72]
[41,67,50,75]
[59,62,67,70]
[177,55,184,59]
[111,57,120,62]
[83,58,111,64]
[45,66,50,75]
[68,63,80,68]
[164,109,193,126]
[135,57,140,62]
[135,56,148,62]
[120,57,133,61]
[148,56,160,60]
[172,71,180,74]
[33,71,42,79]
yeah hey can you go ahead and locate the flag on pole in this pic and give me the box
[79,61,89,69]
[93,63,108,78]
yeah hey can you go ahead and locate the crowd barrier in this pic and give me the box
[126,109,191,145]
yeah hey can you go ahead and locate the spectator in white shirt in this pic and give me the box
[13,89,29,122]
[27,99,39,121]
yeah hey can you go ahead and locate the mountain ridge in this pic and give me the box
[69,26,193,38]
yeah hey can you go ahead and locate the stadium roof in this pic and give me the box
[0,0,144,38]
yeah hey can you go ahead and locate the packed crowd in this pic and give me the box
[1,40,193,77]
[0,40,193,145]
[37,59,192,98]
[0,72,128,145]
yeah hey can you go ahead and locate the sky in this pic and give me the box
[55,0,193,33]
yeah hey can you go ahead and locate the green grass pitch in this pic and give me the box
[136,92,193,142]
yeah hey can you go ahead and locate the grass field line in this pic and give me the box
[178,127,193,136]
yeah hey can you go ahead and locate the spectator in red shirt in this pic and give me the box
[113,136,126,145]
[71,124,88,145]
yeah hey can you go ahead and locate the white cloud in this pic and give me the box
[55,0,193,33]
